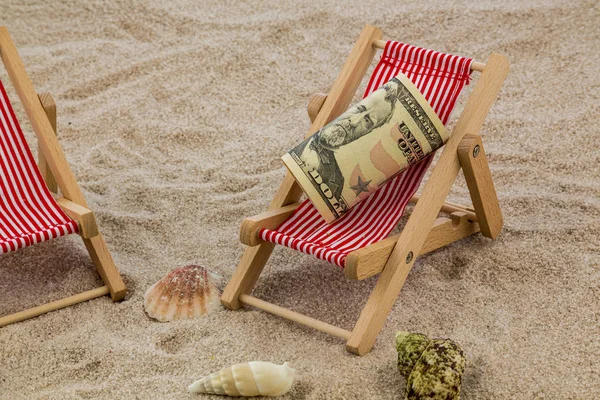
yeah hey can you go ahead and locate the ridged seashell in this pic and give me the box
[144,265,221,322]
[395,331,466,400]
[188,362,295,397]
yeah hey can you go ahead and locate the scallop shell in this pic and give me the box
[188,361,295,397]
[144,265,221,322]
[395,331,466,400]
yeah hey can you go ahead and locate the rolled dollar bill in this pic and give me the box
[282,72,448,223]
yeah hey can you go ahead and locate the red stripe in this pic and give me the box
[262,43,473,268]
[0,95,59,231]
[0,80,78,254]
[3,91,73,226]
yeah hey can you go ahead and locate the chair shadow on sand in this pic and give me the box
[0,235,129,319]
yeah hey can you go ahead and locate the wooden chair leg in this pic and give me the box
[346,257,413,355]
[221,175,300,310]
[221,25,382,311]
[458,135,503,239]
[1,27,87,206]
[221,243,276,310]
[37,90,126,301]
[83,234,127,301]
[346,54,510,355]
[38,92,58,193]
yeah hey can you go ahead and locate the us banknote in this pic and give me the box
[282,73,448,223]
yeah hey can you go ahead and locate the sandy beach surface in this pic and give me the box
[0,0,598,399]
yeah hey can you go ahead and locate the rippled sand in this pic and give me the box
[0,1,598,398]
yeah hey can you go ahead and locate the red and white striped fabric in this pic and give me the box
[260,41,473,268]
[0,80,78,254]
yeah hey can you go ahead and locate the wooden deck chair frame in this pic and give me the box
[0,27,126,327]
[222,24,509,355]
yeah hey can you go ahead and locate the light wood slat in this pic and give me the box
[409,194,477,221]
[240,202,301,246]
[0,286,110,327]
[458,135,503,239]
[307,93,327,123]
[346,53,509,355]
[372,39,486,71]
[37,92,58,193]
[83,234,127,301]
[221,24,383,311]
[0,27,87,206]
[239,294,352,340]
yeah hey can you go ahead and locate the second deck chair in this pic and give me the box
[0,26,126,327]
[222,25,509,355]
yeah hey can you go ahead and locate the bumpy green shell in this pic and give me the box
[395,332,432,376]
[395,332,466,400]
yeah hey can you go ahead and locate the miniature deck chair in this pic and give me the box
[0,27,126,327]
[222,25,509,355]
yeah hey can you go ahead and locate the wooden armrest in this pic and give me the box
[57,197,99,239]
[307,93,327,123]
[240,202,301,246]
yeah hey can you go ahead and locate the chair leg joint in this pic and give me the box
[56,197,99,238]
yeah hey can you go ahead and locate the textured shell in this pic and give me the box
[188,362,295,397]
[144,265,221,322]
[395,331,466,400]
[395,332,432,376]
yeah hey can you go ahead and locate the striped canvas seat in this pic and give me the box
[0,81,78,254]
[259,42,473,268]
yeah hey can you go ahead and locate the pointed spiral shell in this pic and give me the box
[188,362,295,397]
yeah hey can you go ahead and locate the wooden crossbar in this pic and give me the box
[344,211,480,280]
[372,39,486,72]
[408,194,477,221]
[239,294,352,340]
[0,286,110,327]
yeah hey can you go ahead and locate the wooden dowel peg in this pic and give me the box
[0,286,110,327]
[239,294,352,340]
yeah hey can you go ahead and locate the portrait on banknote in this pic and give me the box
[282,73,448,223]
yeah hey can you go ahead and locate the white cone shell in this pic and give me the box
[188,362,295,397]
